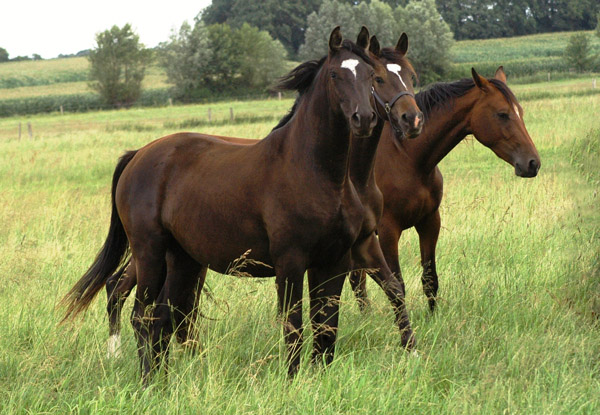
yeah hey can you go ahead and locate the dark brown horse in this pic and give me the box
[102,33,423,360]
[62,27,421,381]
[349,66,541,311]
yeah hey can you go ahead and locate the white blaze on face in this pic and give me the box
[341,59,360,78]
[513,104,521,120]
[386,63,408,90]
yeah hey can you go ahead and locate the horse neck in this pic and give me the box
[409,89,478,174]
[349,118,384,189]
[288,79,352,186]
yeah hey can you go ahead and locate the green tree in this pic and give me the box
[298,0,359,60]
[159,21,213,101]
[235,23,288,89]
[596,11,600,37]
[564,33,595,72]
[201,0,319,56]
[88,24,152,108]
[354,0,396,47]
[0,47,8,62]
[394,0,454,84]
[530,0,599,33]
[159,21,287,100]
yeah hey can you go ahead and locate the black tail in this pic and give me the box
[61,150,138,321]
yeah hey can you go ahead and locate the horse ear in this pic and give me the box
[395,33,409,56]
[369,35,381,56]
[472,67,490,92]
[329,26,343,53]
[494,66,507,83]
[356,26,370,50]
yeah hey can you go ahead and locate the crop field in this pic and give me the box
[449,30,600,82]
[0,73,598,414]
[1,30,598,118]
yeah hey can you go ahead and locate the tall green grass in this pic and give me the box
[0,87,598,414]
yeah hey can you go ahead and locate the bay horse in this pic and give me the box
[102,33,423,360]
[62,27,421,381]
[349,66,541,311]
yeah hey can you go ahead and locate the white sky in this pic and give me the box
[1,0,212,59]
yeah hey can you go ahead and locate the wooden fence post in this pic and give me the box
[208,108,212,123]
[278,92,282,100]
[18,122,22,140]
[168,98,173,106]
[593,79,597,89]
[27,122,33,139]
[60,105,64,115]
[230,107,234,122]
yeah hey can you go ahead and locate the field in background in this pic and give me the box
[0,78,598,413]
[1,30,598,117]
[450,30,600,82]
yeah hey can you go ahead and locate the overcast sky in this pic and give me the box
[1,0,212,59]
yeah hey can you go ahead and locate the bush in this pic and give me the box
[159,21,287,101]
[564,33,595,72]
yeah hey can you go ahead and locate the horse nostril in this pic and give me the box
[529,159,538,170]
[371,112,377,123]
[529,159,540,174]
[416,112,424,127]
[351,112,360,126]
[402,113,409,123]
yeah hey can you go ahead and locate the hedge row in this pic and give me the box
[0,89,174,117]
[0,87,276,118]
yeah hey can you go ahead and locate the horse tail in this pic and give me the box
[60,150,138,322]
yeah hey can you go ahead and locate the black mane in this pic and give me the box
[271,40,375,131]
[416,77,518,119]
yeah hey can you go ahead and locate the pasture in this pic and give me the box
[0,80,599,413]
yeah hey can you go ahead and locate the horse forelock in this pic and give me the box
[488,78,519,107]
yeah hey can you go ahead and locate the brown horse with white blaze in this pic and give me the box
[102,32,424,362]
[349,66,541,311]
[62,27,421,381]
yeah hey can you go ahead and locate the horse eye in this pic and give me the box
[498,112,509,120]
[375,77,384,84]
[330,72,337,79]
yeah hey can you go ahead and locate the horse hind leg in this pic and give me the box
[106,259,137,358]
[129,237,169,384]
[166,256,207,353]
[348,268,369,311]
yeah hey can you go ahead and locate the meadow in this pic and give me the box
[0,73,599,414]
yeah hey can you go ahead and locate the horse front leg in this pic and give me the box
[308,252,350,365]
[274,253,306,376]
[415,210,441,312]
[352,233,415,351]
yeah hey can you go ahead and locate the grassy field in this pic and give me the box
[0,79,599,413]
